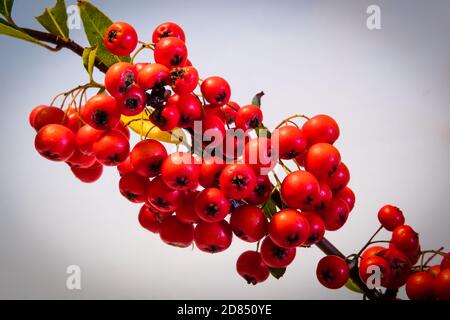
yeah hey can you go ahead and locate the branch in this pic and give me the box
[18,26,392,301]
[21,28,109,73]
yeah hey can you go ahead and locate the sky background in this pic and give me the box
[0,0,449,299]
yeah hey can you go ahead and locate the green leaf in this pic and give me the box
[262,197,277,220]
[82,45,97,81]
[0,17,49,48]
[269,267,286,279]
[255,124,271,138]
[78,0,130,67]
[251,91,264,107]
[0,0,14,20]
[35,0,69,39]
[344,278,364,294]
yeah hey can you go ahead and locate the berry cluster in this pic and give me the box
[27,20,449,300]
[351,205,450,300]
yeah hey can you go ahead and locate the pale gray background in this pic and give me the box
[0,0,449,299]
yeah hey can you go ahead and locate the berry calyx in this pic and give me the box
[195,188,230,223]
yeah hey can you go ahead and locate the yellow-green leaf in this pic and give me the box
[344,278,364,294]
[262,197,277,220]
[77,0,130,67]
[0,0,14,20]
[35,0,69,39]
[121,112,186,145]
[0,17,49,48]
[82,45,97,81]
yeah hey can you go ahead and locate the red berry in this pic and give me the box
[146,176,181,213]
[391,225,419,253]
[176,93,202,128]
[134,62,149,73]
[159,216,194,248]
[260,236,296,268]
[406,271,436,300]
[316,255,349,289]
[327,162,350,193]
[93,130,130,166]
[154,37,187,68]
[170,66,199,94]
[198,115,226,148]
[70,161,103,183]
[388,241,420,265]
[361,246,385,260]
[176,191,200,224]
[161,152,200,191]
[64,108,82,133]
[304,143,341,179]
[219,163,257,200]
[434,268,450,300]
[222,101,240,124]
[203,104,226,122]
[35,124,76,161]
[236,251,270,285]
[243,137,276,175]
[105,62,137,98]
[104,22,138,56]
[66,147,96,168]
[269,209,310,248]
[302,114,340,145]
[29,105,47,127]
[377,248,412,288]
[429,265,441,277]
[81,94,120,130]
[272,125,307,160]
[119,172,149,203]
[117,84,146,116]
[150,104,180,131]
[76,124,103,156]
[294,152,306,168]
[245,175,272,206]
[195,188,230,223]
[311,182,332,212]
[377,205,405,231]
[199,156,225,188]
[335,187,355,212]
[130,139,167,178]
[280,170,320,210]
[138,204,163,234]
[32,106,65,131]
[230,205,268,242]
[221,128,249,160]
[117,155,134,176]
[441,252,450,270]
[320,197,350,231]
[194,220,233,253]
[200,76,231,106]
[301,212,326,246]
[359,256,391,287]
[114,121,130,139]
[137,63,171,90]
[152,22,186,43]
[235,105,263,131]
